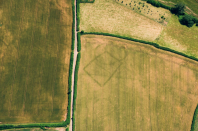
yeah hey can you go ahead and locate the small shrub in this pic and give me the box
[121,1,123,3]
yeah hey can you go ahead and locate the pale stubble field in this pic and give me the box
[75,34,198,131]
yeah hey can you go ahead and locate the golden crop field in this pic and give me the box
[75,34,198,131]
[0,0,72,123]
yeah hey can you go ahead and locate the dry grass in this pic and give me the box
[75,34,198,131]
[115,0,172,24]
[80,0,164,41]
[0,0,72,123]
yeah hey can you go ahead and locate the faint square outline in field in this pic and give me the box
[84,51,122,87]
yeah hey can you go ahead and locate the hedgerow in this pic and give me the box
[191,104,198,131]
[76,0,80,31]
[144,0,172,10]
[72,53,81,131]
[80,0,95,3]
[77,32,81,52]
[72,0,75,50]
[81,32,198,62]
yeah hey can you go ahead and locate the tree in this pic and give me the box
[172,2,185,15]
[180,14,195,27]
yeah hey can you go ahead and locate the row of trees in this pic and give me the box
[72,53,81,131]
[146,0,198,27]
[172,2,198,27]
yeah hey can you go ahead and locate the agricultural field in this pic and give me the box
[0,0,72,123]
[80,0,198,58]
[75,34,198,131]
[80,0,167,41]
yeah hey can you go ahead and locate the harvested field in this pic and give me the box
[75,34,198,131]
[80,0,164,41]
[0,0,72,123]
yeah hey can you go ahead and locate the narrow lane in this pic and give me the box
[69,0,78,130]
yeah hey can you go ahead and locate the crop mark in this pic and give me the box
[84,51,122,86]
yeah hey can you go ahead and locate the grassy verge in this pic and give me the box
[72,53,81,131]
[77,32,81,52]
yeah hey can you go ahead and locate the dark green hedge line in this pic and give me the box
[77,32,81,52]
[144,0,172,10]
[66,128,69,131]
[0,52,74,130]
[76,0,80,31]
[81,32,198,62]
[0,123,65,130]
[80,0,95,3]
[72,0,75,51]
[191,104,198,131]
[72,53,81,131]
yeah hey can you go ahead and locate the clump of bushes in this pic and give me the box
[146,0,171,10]
[179,14,197,27]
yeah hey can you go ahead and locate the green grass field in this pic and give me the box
[158,0,198,16]
[75,34,198,131]
[155,15,198,58]
[0,0,72,123]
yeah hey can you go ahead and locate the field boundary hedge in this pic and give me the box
[76,0,80,31]
[0,51,74,130]
[72,53,81,131]
[191,104,198,131]
[80,0,95,3]
[72,0,75,51]
[77,32,81,52]
[143,0,172,10]
[81,31,198,62]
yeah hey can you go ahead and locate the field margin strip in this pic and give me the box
[72,53,81,131]
[81,32,198,62]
